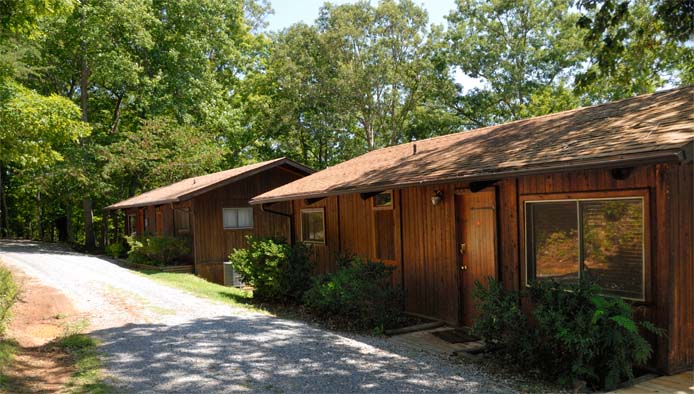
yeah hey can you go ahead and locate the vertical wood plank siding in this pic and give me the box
[192,166,303,284]
[289,162,692,374]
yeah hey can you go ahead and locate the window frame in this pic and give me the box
[222,207,254,230]
[372,191,394,211]
[300,208,326,245]
[520,189,650,302]
[174,208,190,234]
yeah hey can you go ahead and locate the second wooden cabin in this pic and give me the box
[106,158,313,283]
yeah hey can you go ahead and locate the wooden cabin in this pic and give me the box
[106,158,313,284]
[251,87,694,374]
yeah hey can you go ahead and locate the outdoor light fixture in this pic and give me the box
[431,190,443,206]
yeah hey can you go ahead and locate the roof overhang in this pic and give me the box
[106,158,314,211]
[250,146,690,205]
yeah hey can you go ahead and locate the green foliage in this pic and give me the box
[473,278,663,390]
[303,257,405,330]
[229,236,313,302]
[446,0,587,124]
[0,267,19,337]
[104,242,126,259]
[124,235,190,266]
[0,81,90,167]
[471,278,534,362]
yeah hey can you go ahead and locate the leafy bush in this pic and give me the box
[471,278,534,361]
[105,242,126,258]
[303,257,405,330]
[473,278,663,390]
[229,236,312,302]
[0,267,19,336]
[124,235,190,266]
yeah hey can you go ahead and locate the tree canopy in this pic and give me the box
[0,0,689,245]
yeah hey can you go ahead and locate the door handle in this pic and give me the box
[461,265,468,271]
[459,243,466,254]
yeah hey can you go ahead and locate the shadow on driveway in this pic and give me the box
[93,314,503,394]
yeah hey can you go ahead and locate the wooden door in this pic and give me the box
[456,188,497,327]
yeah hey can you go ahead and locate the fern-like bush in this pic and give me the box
[473,278,663,390]
[229,236,312,302]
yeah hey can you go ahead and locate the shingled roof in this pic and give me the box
[252,86,694,204]
[107,158,313,210]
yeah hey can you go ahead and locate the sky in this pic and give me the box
[264,0,484,91]
[266,0,457,31]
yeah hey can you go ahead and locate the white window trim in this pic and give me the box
[223,207,254,230]
[301,208,326,244]
[523,195,646,302]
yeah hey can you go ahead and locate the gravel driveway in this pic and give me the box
[0,240,511,393]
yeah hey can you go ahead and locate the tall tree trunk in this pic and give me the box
[66,204,73,243]
[83,198,95,249]
[37,191,42,240]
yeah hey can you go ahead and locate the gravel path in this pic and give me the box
[0,240,512,393]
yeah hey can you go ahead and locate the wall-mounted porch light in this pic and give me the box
[431,190,444,206]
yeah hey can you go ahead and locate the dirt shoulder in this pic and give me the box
[1,264,89,393]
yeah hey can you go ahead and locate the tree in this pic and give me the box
[575,0,694,99]
[446,0,588,125]
[102,117,227,199]
[0,82,90,237]
[250,0,458,169]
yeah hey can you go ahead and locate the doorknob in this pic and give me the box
[459,243,466,254]
[461,265,468,270]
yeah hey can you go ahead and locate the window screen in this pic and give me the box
[301,209,325,243]
[223,208,254,229]
[525,197,644,300]
[127,214,136,235]
[175,209,190,233]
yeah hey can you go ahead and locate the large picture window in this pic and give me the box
[223,207,253,229]
[301,208,325,244]
[524,196,645,300]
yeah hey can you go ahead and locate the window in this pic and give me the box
[223,207,253,229]
[373,191,393,209]
[525,196,645,300]
[174,208,190,233]
[127,214,136,235]
[301,208,325,243]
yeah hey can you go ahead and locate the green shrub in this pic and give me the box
[0,268,19,337]
[303,257,405,330]
[229,236,312,302]
[124,235,190,266]
[105,242,126,258]
[473,278,663,390]
[471,278,534,362]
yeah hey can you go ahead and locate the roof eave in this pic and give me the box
[250,146,688,205]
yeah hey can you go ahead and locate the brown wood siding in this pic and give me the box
[661,162,693,374]
[192,167,302,284]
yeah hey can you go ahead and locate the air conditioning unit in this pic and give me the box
[223,262,245,287]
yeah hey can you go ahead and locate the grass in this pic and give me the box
[57,334,113,394]
[138,271,260,310]
[0,339,17,390]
